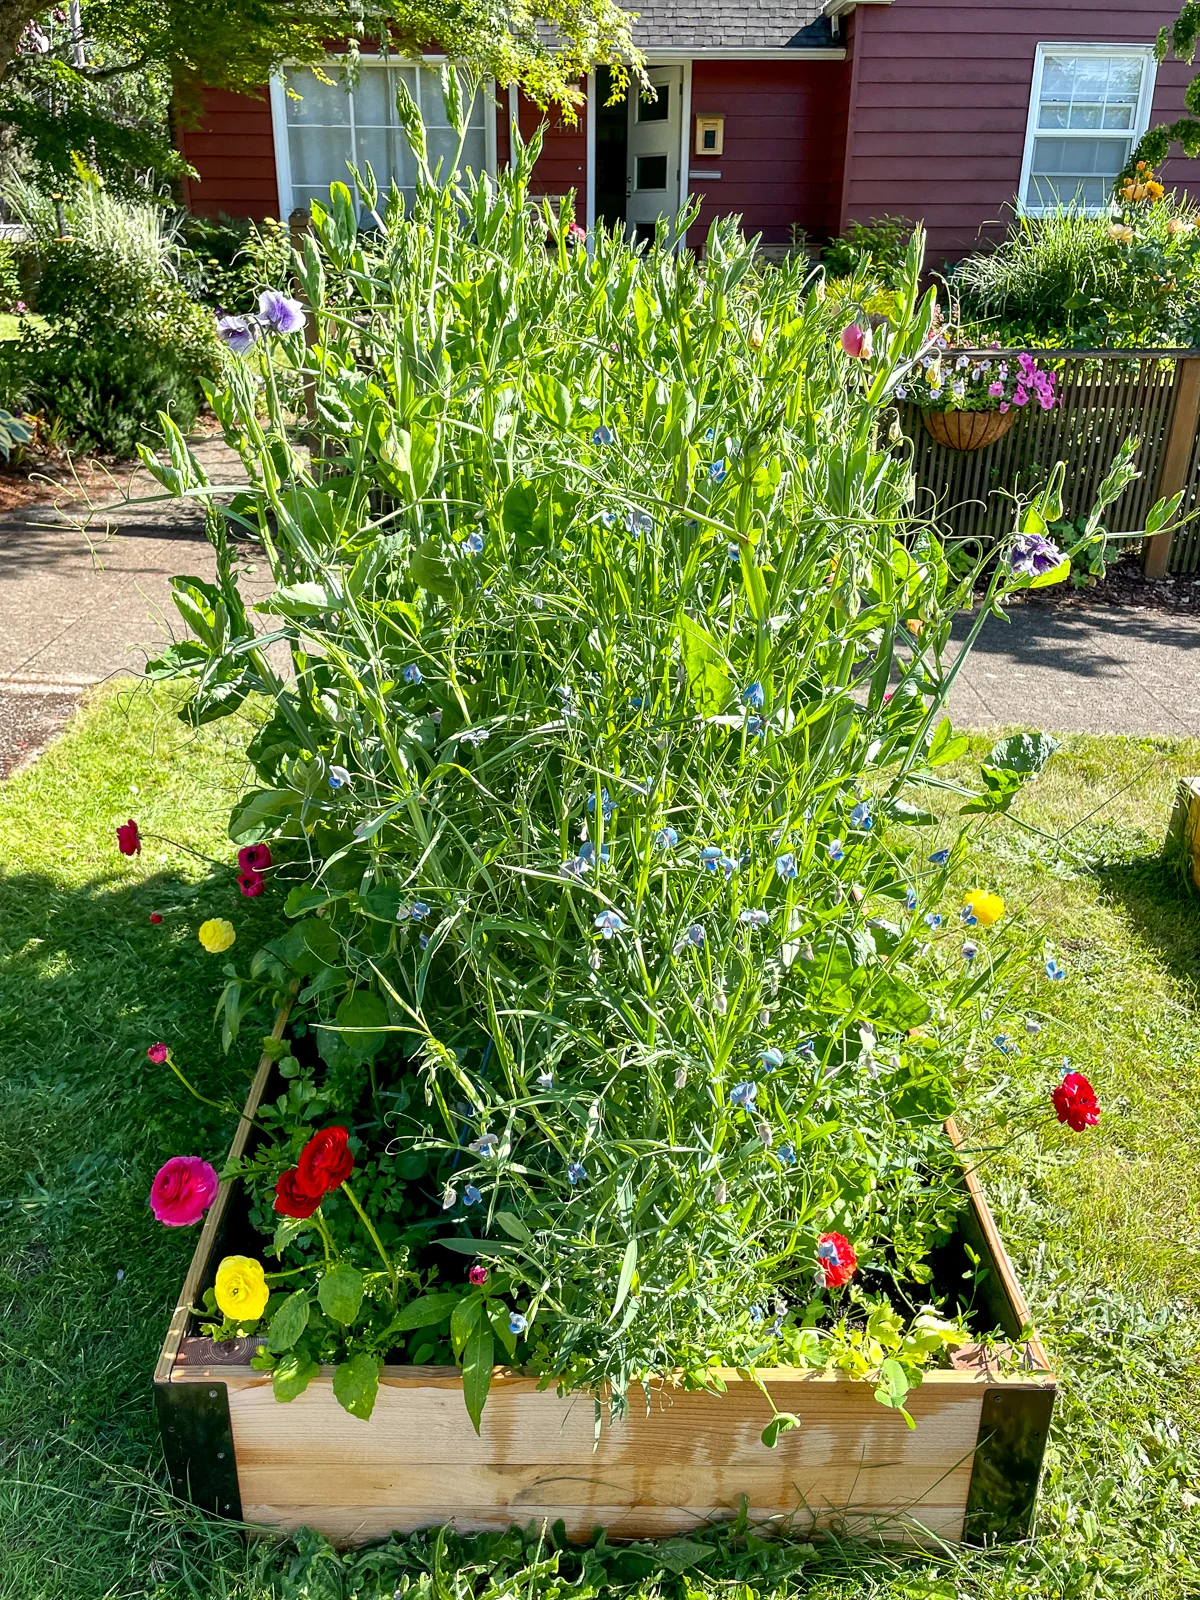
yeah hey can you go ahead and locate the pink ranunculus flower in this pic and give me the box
[117,818,141,855]
[840,322,872,359]
[150,1156,219,1226]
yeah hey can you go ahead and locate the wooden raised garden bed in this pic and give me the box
[155,1022,1055,1548]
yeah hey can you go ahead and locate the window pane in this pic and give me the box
[285,66,349,125]
[289,125,353,188]
[635,154,668,190]
[1030,173,1110,209]
[1038,51,1143,133]
[353,63,394,126]
[1032,135,1130,178]
[638,86,670,123]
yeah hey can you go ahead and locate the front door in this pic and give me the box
[625,66,683,245]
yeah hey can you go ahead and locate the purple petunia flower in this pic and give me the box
[1010,533,1065,578]
[257,290,306,335]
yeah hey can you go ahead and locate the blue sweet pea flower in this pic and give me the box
[798,1038,816,1059]
[567,1161,587,1184]
[536,1070,554,1090]
[849,802,873,831]
[704,426,716,442]
[742,682,765,709]
[760,1047,784,1072]
[1045,958,1067,981]
[709,460,728,482]
[774,852,797,881]
[587,788,615,820]
[578,841,610,866]
[730,1080,757,1110]
[591,424,614,446]
[930,848,950,865]
[625,509,653,536]
[739,908,770,928]
[328,765,351,790]
[906,888,918,911]
[462,531,485,555]
[749,1303,765,1324]
[778,1142,796,1166]
[827,839,845,863]
[961,907,978,926]
[924,912,942,929]
[962,941,978,961]
[559,856,588,880]
[594,909,625,938]
[993,1035,1010,1054]
[410,901,430,920]
[655,825,678,848]
[683,923,706,948]
[402,663,423,684]
[463,1184,481,1206]
[509,1312,529,1335]
[700,845,723,869]
[727,544,741,563]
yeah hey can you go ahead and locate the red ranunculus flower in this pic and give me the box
[297,1126,354,1194]
[274,1167,325,1219]
[150,1155,219,1226]
[817,1231,857,1288]
[237,844,272,873]
[147,1042,169,1064]
[117,818,141,855]
[237,870,265,898]
[1052,1071,1100,1132]
[149,912,163,924]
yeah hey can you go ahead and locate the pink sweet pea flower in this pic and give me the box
[840,323,873,359]
[150,1156,219,1226]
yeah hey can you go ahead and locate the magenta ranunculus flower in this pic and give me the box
[147,1042,169,1064]
[117,818,141,855]
[150,1156,219,1226]
[257,290,306,336]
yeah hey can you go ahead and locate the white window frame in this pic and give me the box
[1018,41,1159,216]
[270,56,498,217]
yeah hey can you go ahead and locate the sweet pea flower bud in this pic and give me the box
[840,323,873,359]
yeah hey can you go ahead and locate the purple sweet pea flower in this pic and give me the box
[216,315,259,355]
[257,290,306,336]
[1010,533,1065,578]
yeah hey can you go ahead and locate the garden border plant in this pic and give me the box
[125,71,1151,1544]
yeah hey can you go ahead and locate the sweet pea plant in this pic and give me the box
[140,76,1120,1435]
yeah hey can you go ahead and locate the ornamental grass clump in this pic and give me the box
[142,75,1118,1433]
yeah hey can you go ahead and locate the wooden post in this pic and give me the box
[1144,356,1200,578]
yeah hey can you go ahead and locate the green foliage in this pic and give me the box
[1128,3,1200,170]
[179,212,292,310]
[823,216,916,286]
[0,207,223,454]
[137,83,1094,1433]
[954,197,1200,347]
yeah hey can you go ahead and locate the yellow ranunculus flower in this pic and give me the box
[198,918,236,953]
[214,1255,269,1321]
[964,889,1005,927]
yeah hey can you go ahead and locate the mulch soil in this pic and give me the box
[993,552,1200,616]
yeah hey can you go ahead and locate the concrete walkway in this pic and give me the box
[2,436,1200,773]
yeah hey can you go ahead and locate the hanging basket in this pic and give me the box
[921,407,1020,452]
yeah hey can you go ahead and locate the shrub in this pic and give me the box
[953,188,1200,347]
[823,215,916,285]
[142,83,1119,1432]
[179,212,292,311]
[0,215,223,454]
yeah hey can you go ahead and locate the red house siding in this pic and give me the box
[686,61,850,249]
[512,88,589,204]
[177,87,278,220]
[842,0,1200,260]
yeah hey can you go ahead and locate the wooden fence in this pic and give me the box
[902,351,1200,576]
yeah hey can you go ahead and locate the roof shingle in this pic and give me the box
[626,1,834,50]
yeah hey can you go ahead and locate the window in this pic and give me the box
[637,85,670,123]
[1020,44,1157,213]
[276,60,490,218]
[635,154,668,191]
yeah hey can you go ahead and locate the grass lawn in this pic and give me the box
[3,688,1200,1599]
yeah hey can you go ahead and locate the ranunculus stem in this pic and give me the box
[341,1180,398,1303]
[162,1051,229,1115]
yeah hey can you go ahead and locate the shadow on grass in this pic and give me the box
[0,866,283,1599]
[1088,846,1200,998]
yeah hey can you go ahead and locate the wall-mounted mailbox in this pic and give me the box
[694,115,724,156]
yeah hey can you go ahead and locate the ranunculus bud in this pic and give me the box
[469,1265,489,1285]
[840,323,873,359]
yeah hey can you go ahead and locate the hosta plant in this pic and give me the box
[141,76,1126,1435]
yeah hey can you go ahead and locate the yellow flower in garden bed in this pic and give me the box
[198,917,236,953]
[215,1255,268,1320]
